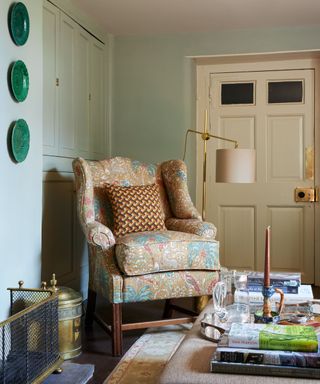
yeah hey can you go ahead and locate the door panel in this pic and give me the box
[76,29,91,155]
[219,206,255,270]
[206,69,314,282]
[267,115,304,181]
[59,13,77,156]
[220,116,256,149]
[268,206,303,271]
[90,40,106,158]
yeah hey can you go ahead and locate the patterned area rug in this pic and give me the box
[104,324,192,384]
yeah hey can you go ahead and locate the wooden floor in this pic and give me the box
[72,287,320,384]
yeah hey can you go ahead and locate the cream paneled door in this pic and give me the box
[206,69,315,282]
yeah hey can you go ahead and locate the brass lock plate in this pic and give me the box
[294,187,318,202]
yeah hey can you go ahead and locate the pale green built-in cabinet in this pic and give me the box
[42,0,110,295]
[43,1,107,159]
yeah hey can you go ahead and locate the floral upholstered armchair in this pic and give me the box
[72,157,220,356]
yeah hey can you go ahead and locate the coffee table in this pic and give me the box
[159,301,317,384]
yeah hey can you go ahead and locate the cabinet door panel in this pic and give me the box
[59,13,77,156]
[76,29,90,156]
[90,40,106,157]
[43,2,59,155]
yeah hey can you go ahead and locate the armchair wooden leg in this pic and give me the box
[112,303,123,356]
[163,299,173,319]
[85,289,97,327]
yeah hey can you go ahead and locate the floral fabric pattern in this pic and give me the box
[88,245,123,304]
[165,218,217,239]
[89,247,219,304]
[72,156,220,305]
[122,270,219,303]
[90,246,219,304]
[87,221,115,250]
[161,160,201,220]
[116,230,219,276]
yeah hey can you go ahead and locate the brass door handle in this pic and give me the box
[294,187,318,202]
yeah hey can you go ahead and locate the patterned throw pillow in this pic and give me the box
[105,183,166,237]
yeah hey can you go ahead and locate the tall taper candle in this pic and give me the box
[264,226,271,287]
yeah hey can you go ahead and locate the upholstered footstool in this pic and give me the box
[159,302,316,384]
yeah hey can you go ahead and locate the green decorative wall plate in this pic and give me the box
[11,119,30,163]
[11,60,29,102]
[9,2,30,46]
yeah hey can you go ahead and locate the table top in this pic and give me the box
[159,301,319,384]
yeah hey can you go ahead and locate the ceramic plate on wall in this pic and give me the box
[11,119,30,163]
[11,60,29,102]
[9,2,30,46]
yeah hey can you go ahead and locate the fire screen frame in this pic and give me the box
[0,285,62,384]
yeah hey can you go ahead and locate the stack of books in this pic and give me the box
[246,272,314,307]
[211,322,320,378]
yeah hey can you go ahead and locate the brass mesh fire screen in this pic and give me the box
[0,285,62,384]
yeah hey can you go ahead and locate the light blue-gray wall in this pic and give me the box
[112,26,320,198]
[0,0,43,321]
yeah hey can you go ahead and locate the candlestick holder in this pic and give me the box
[254,285,284,323]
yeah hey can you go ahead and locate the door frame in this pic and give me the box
[195,50,320,285]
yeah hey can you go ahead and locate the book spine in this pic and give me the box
[215,347,320,368]
[248,278,300,288]
[248,285,299,294]
[210,360,320,379]
[247,272,301,282]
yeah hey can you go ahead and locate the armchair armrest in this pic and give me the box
[165,218,217,239]
[86,221,116,250]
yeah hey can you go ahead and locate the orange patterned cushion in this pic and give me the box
[105,184,166,237]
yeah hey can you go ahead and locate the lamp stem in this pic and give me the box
[202,111,208,221]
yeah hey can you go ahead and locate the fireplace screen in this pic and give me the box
[0,286,62,383]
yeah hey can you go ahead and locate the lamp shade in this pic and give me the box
[216,148,256,183]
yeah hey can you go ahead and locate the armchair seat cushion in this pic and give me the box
[115,230,219,276]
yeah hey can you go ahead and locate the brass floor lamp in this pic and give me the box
[183,110,256,310]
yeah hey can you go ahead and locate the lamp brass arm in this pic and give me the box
[182,129,238,161]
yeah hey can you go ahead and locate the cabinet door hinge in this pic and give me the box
[56,78,60,86]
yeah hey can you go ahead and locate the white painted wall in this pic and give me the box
[0,0,43,321]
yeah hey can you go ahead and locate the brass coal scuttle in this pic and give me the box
[48,274,83,360]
